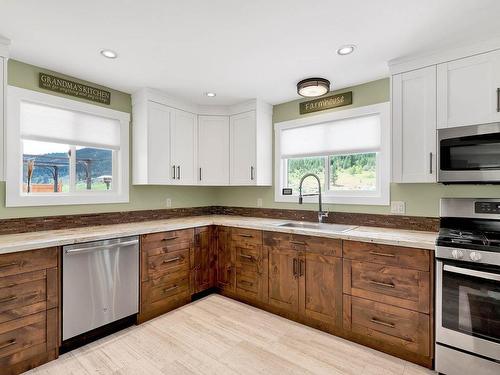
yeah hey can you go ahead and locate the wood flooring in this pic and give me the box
[26,295,436,375]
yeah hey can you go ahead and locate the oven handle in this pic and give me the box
[443,264,500,281]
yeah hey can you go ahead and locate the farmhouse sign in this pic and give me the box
[39,73,111,105]
[299,91,352,115]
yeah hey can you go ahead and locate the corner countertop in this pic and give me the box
[0,215,438,255]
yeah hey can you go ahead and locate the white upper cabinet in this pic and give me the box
[197,115,229,185]
[0,56,4,181]
[171,109,197,184]
[132,89,272,186]
[230,111,256,185]
[392,66,437,183]
[437,49,500,128]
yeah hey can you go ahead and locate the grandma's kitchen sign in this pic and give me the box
[299,91,352,115]
[39,73,111,105]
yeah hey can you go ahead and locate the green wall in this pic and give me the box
[0,60,217,219]
[214,78,500,217]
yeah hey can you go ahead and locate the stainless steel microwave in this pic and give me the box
[438,122,500,183]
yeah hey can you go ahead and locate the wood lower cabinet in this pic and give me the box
[191,226,216,294]
[342,240,433,367]
[0,247,59,375]
[216,226,235,293]
[268,246,299,312]
[139,229,194,323]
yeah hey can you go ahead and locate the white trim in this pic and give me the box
[6,86,130,207]
[274,102,391,206]
[0,36,10,58]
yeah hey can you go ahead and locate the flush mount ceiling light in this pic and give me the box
[100,49,118,59]
[336,44,356,56]
[205,92,216,97]
[297,78,330,98]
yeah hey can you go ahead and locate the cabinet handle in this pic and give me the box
[369,280,395,288]
[293,258,298,277]
[240,280,253,286]
[429,152,433,174]
[0,295,17,303]
[177,166,181,180]
[0,262,18,269]
[369,251,395,258]
[162,256,181,264]
[163,285,178,293]
[250,166,254,180]
[199,167,202,181]
[497,88,500,112]
[240,253,254,261]
[162,236,179,241]
[0,339,16,350]
[370,318,395,329]
[290,240,306,245]
[239,234,253,238]
[299,259,305,276]
[172,165,176,179]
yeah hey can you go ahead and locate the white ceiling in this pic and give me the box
[1,0,500,105]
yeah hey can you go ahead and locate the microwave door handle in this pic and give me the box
[443,264,500,282]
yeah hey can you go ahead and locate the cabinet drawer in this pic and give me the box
[343,260,430,313]
[0,312,46,361]
[344,296,430,357]
[236,270,259,294]
[263,231,341,257]
[147,249,189,278]
[343,241,429,271]
[0,248,58,278]
[234,245,260,273]
[0,271,47,316]
[144,275,189,304]
[231,228,262,245]
[142,229,194,255]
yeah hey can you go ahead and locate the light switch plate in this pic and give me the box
[257,198,263,208]
[166,198,172,208]
[390,201,406,215]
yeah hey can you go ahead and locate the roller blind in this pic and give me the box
[280,114,380,159]
[20,101,121,150]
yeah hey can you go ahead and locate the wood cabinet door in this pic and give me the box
[216,227,234,292]
[299,253,342,327]
[146,102,173,184]
[268,247,298,312]
[191,227,215,294]
[171,109,197,185]
[230,111,256,185]
[437,49,500,129]
[198,115,230,185]
[392,66,437,183]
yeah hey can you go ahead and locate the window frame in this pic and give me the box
[274,102,391,205]
[6,86,130,207]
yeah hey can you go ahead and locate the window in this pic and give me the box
[6,87,130,207]
[275,102,390,205]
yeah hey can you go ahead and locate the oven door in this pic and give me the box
[438,123,500,183]
[436,259,500,360]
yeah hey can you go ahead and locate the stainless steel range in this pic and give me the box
[435,198,500,375]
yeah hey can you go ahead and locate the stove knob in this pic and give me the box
[469,251,482,262]
[451,249,464,259]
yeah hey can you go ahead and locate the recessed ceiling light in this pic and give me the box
[100,49,118,59]
[336,44,356,56]
[297,78,330,98]
[205,92,216,97]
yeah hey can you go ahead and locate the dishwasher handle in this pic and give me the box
[64,239,139,255]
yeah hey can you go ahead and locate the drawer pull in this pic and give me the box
[369,280,395,288]
[370,318,395,328]
[299,259,305,276]
[0,339,16,350]
[162,236,179,241]
[369,251,395,258]
[239,234,253,238]
[163,285,178,293]
[0,262,18,269]
[0,295,17,303]
[240,254,254,261]
[163,256,181,264]
[240,280,253,286]
[290,241,306,245]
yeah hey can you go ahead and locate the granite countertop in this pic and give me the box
[0,215,438,255]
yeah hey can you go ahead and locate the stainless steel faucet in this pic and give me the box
[298,173,329,223]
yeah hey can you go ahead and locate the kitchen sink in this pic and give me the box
[276,222,356,233]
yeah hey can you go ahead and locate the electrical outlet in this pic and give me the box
[257,198,263,208]
[390,201,406,215]
[166,198,172,208]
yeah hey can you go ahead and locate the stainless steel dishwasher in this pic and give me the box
[62,236,139,342]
